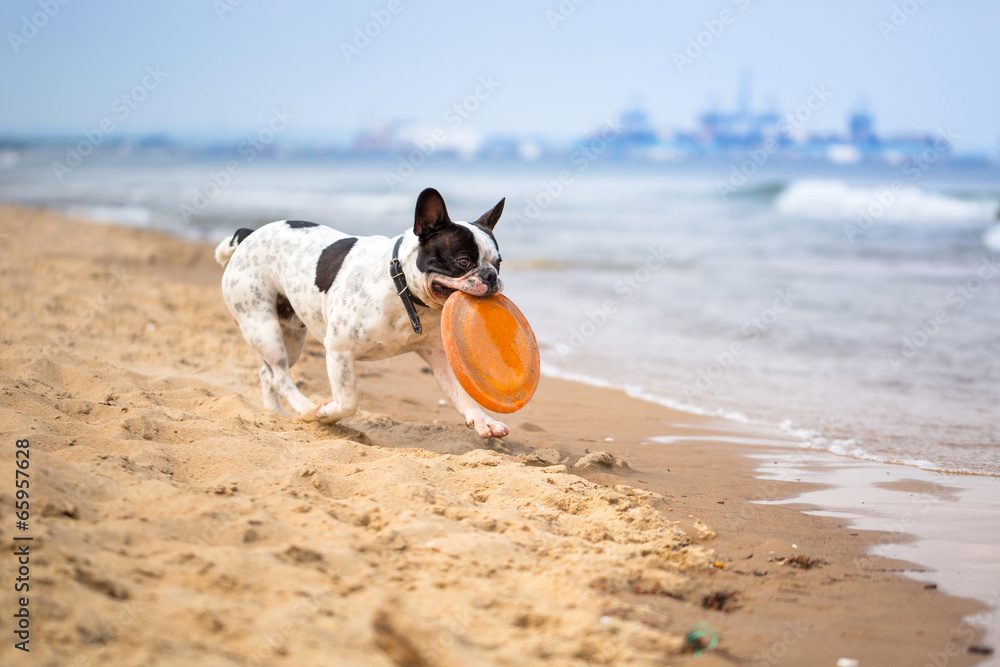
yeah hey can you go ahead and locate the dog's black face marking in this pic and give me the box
[416,224,480,278]
[276,293,296,320]
[315,238,358,293]
[233,228,254,245]
[286,220,318,229]
[411,188,504,302]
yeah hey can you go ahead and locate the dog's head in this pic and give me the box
[411,188,504,308]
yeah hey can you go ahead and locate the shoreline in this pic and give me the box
[14,188,1000,477]
[542,363,998,479]
[0,203,992,665]
[540,362,1000,478]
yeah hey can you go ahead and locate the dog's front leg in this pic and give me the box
[312,348,360,422]
[417,346,509,439]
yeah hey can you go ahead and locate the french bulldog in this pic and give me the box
[215,188,509,438]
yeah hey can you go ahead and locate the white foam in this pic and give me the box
[541,362,750,424]
[539,362,615,389]
[775,422,973,473]
[622,384,751,424]
[984,225,1000,251]
[775,178,996,223]
[541,362,973,474]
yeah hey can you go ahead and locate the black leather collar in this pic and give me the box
[389,235,426,334]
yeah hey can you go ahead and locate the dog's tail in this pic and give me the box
[215,228,254,267]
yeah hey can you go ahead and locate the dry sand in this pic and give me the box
[0,205,988,666]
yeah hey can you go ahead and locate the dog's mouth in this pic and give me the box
[430,279,458,299]
[426,273,492,305]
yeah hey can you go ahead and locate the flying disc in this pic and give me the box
[441,291,540,414]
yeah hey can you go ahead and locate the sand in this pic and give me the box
[0,204,989,666]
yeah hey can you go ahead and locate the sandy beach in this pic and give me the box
[0,204,989,666]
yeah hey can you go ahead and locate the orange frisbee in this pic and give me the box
[441,291,540,413]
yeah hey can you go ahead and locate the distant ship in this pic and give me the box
[580,94,949,165]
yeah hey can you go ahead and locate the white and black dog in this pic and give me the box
[214,188,510,438]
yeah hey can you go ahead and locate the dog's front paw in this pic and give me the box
[468,414,509,439]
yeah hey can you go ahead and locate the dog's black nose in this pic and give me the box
[480,266,500,294]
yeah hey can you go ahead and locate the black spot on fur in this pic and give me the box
[315,238,358,292]
[276,293,296,320]
[232,228,254,245]
[416,224,480,278]
[286,220,318,229]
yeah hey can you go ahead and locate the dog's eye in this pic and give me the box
[458,257,471,268]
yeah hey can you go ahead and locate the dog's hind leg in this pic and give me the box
[259,363,287,414]
[281,317,308,369]
[243,314,317,418]
[258,320,307,415]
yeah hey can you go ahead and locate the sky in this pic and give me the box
[2,0,999,153]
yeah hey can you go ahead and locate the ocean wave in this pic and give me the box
[725,180,788,199]
[780,427,972,473]
[775,178,996,223]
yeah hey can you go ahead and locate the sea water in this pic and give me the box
[2,150,998,475]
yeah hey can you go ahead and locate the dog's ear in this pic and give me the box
[413,188,451,237]
[473,197,505,231]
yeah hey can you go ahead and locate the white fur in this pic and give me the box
[218,218,509,438]
[214,235,240,266]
